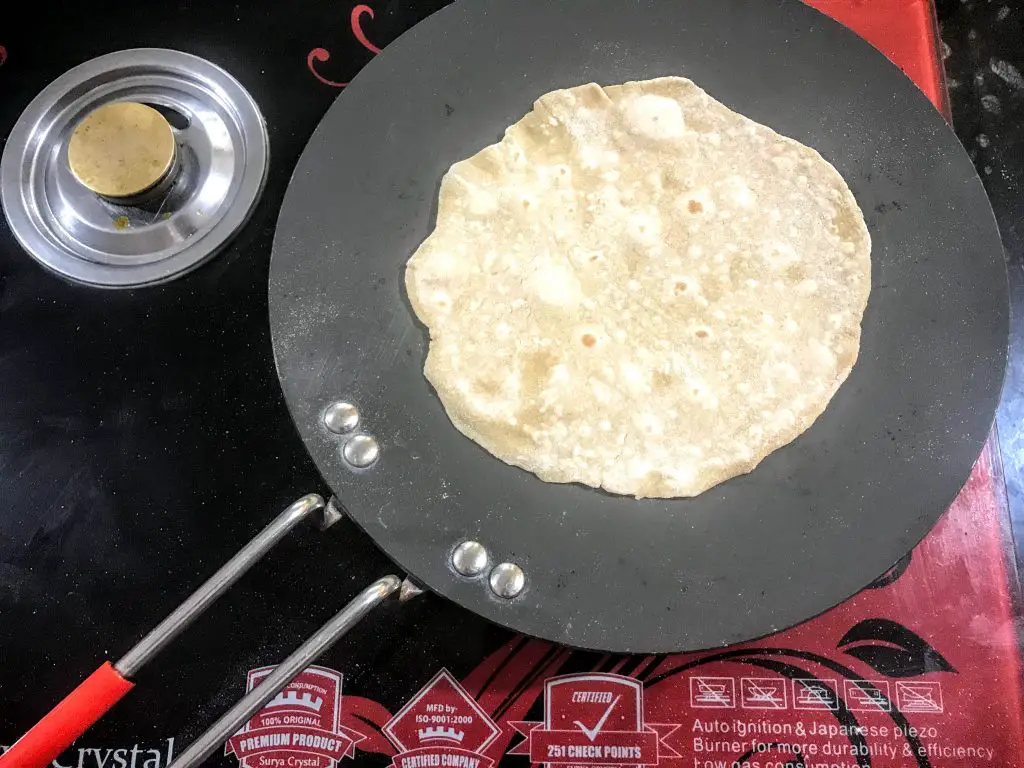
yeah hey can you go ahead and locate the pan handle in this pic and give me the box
[167,575,415,768]
[0,494,332,768]
[0,662,134,768]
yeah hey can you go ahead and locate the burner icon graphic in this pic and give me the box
[896,682,943,713]
[792,679,839,711]
[740,678,787,710]
[844,680,892,712]
[689,677,736,708]
[417,726,466,743]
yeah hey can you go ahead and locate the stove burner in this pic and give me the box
[0,48,269,288]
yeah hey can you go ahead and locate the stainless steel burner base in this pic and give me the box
[1,49,269,288]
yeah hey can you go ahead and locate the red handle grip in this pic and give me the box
[0,662,134,768]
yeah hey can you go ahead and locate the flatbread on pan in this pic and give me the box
[405,77,871,499]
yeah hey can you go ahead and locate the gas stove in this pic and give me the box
[1,1,1021,767]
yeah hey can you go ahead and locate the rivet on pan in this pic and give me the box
[324,401,360,434]
[489,562,525,599]
[451,541,489,577]
[343,434,380,468]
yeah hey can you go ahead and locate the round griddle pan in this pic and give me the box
[269,0,1008,653]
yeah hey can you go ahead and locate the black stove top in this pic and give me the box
[0,0,502,744]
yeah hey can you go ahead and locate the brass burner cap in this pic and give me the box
[67,102,176,198]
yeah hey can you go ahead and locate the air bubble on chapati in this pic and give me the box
[589,379,614,403]
[634,411,665,436]
[620,362,650,393]
[771,154,797,172]
[627,209,663,242]
[467,188,499,216]
[764,241,800,268]
[550,364,571,384]
[720,175,755,207]
[773,362,800,383]
[531,263,581,306]
[432,291,452,311]
[625,94,686,139]
[798,279,819,294]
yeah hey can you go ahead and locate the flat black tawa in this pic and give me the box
[269,0,1008,652]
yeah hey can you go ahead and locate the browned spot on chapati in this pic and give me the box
[475,414,533,452]
[635,470,673,497]
[728,252,759,282]
[701,277,726,302]
[836,345,858,369]
[521,351,558,394]
[473,377,501,396]
[785,263,807,282]
[652,371,674,390]
[687,199,703,213]
[832,207,861,243]
[581,334,596,348]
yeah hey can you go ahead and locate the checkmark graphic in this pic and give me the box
[573,695,621,742]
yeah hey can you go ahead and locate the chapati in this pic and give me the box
[405,76,871,498]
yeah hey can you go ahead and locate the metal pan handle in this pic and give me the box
[168,575,416,768]
[0,494,334,768]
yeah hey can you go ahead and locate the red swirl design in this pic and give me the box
[0,45,7,67]
[307,3,381,87]
[352,4,382,54]
[307,48,350,87]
